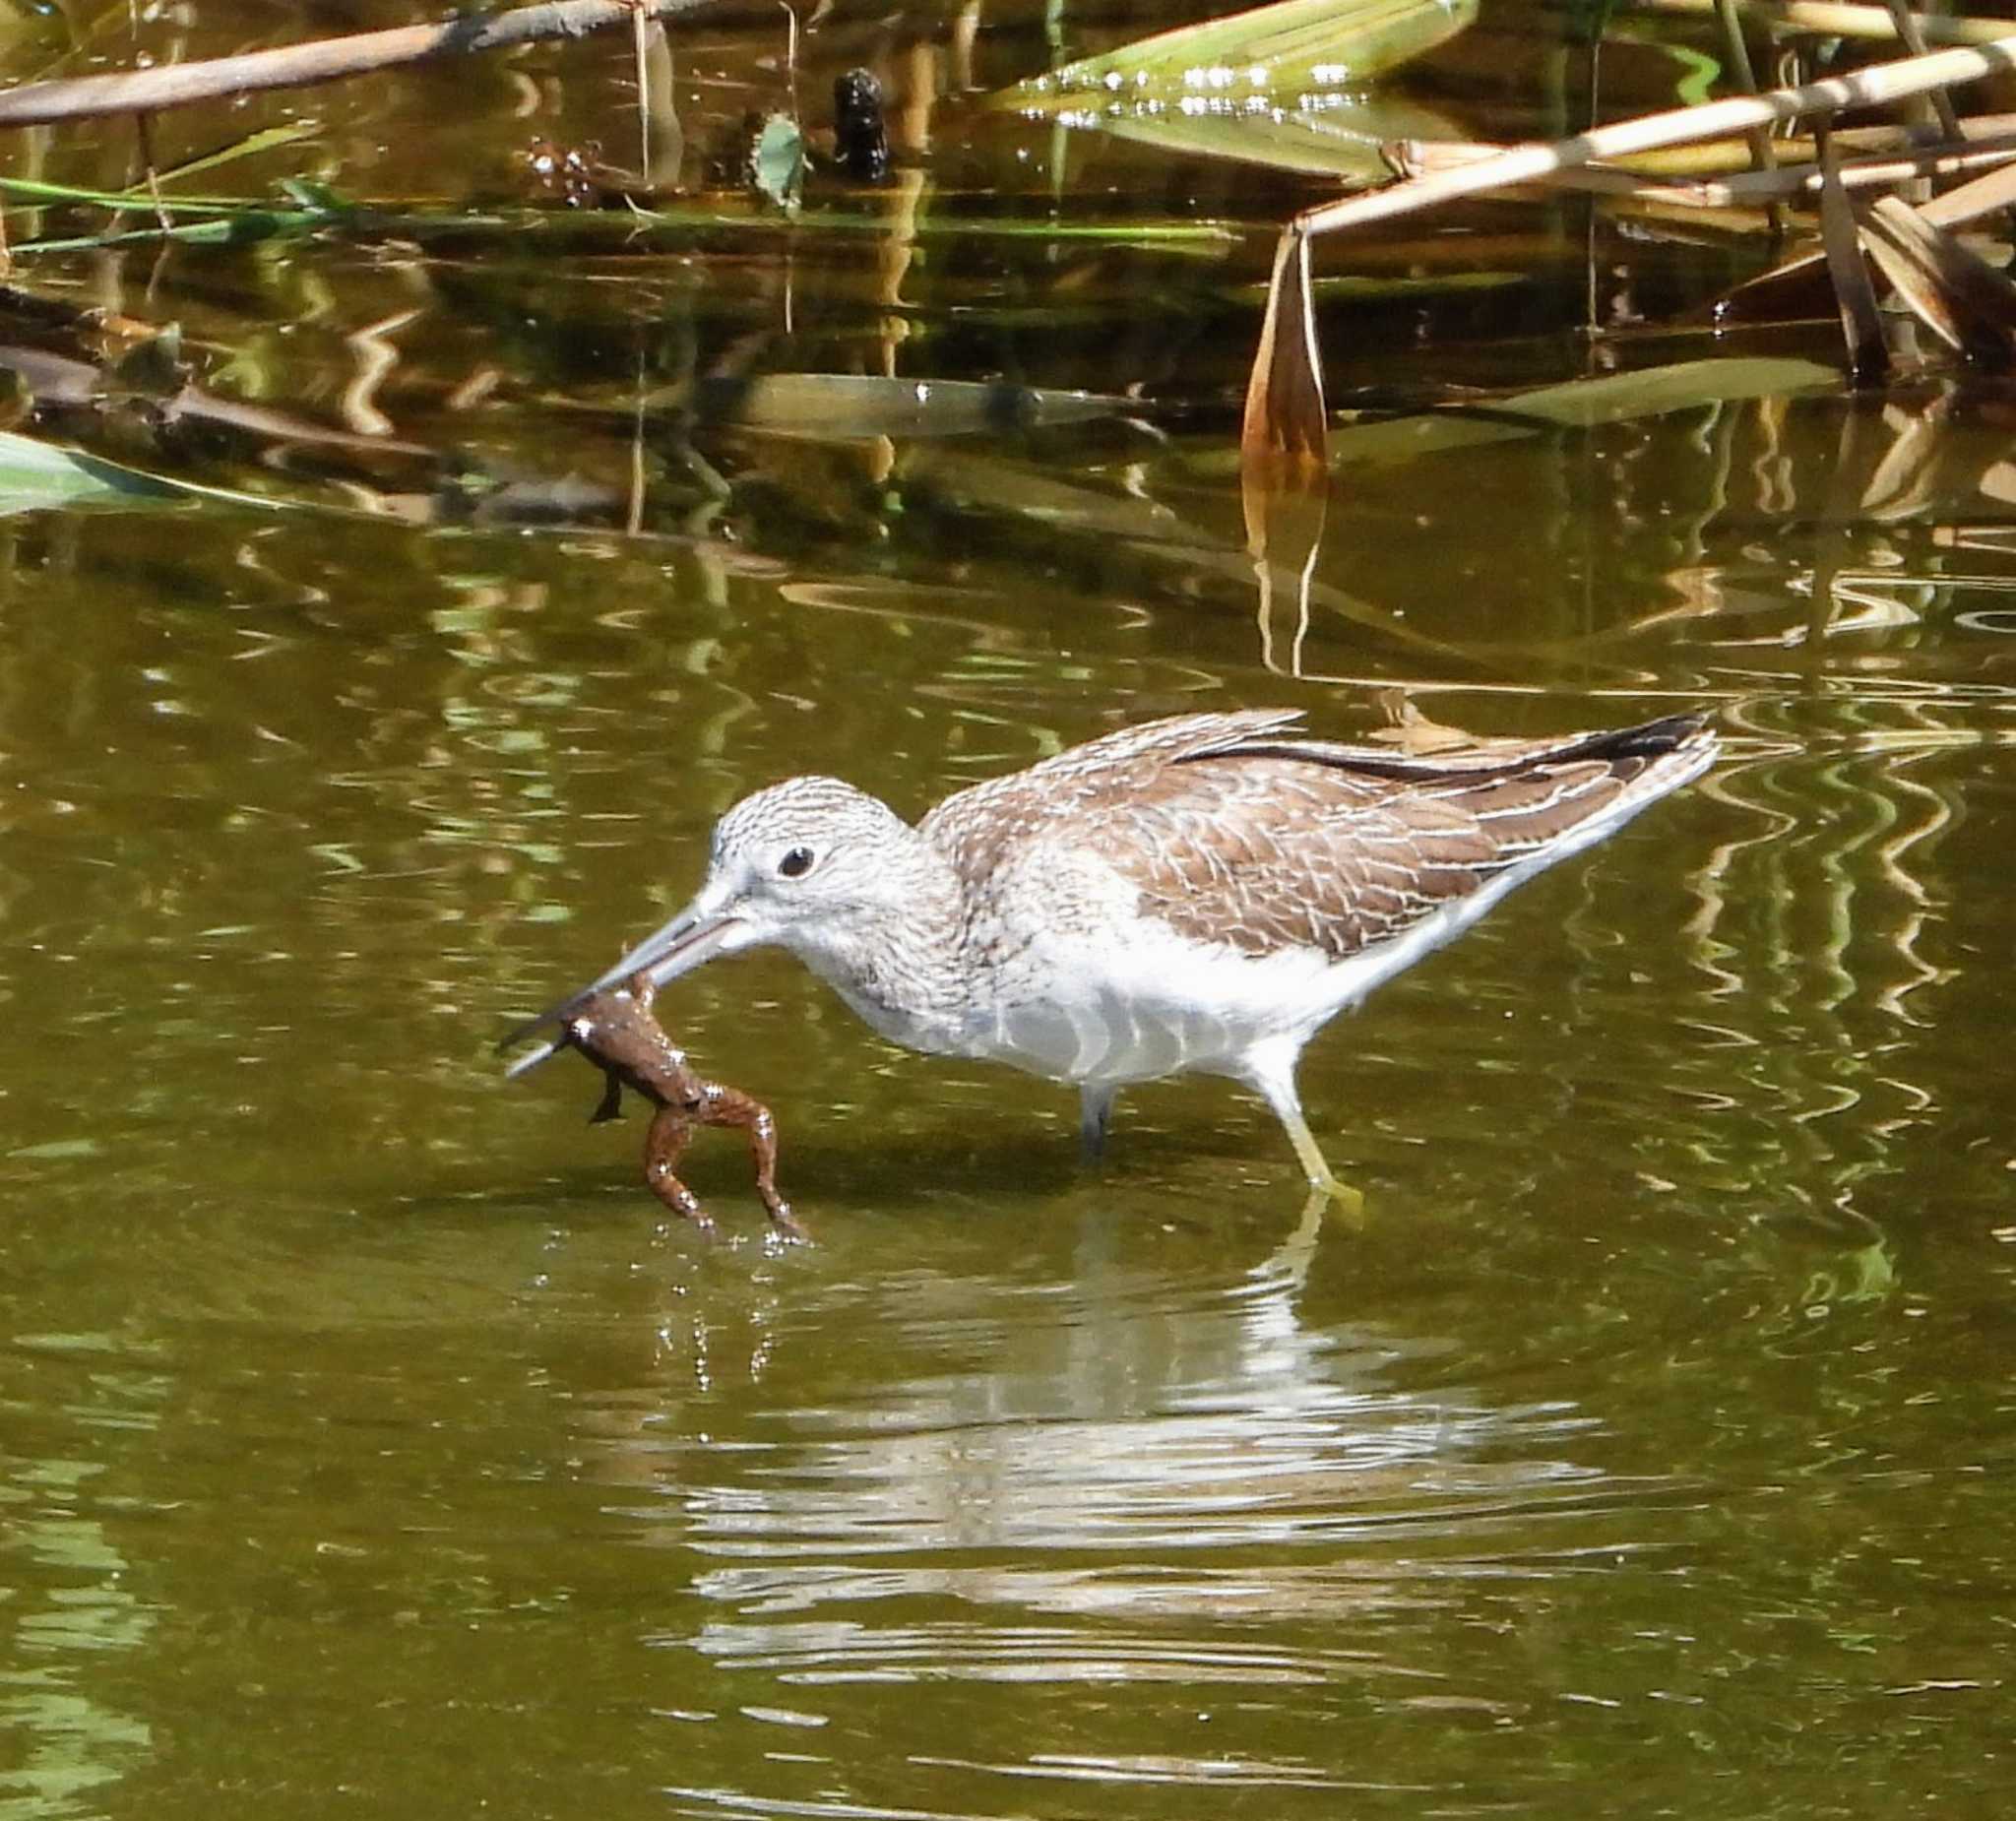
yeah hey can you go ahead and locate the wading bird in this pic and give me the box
[505,709,1716,1196]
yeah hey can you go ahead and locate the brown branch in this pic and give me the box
[0,0,710,130]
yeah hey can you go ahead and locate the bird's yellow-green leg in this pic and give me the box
[1246,1047,1366,1222]
[1279,1103,1366,1222]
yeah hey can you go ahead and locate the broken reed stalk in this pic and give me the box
[1879,0,1964,141]
[1815,117,1889,384]
[1859,193,2016,364]
[1299,36,2016,240]
[1711,146,2016,318]
[1402,133,2016,208]
[1627,0,2016,45]
[1242,225,1326,476]
[0,0,710,130]
[1244,33,2016,465]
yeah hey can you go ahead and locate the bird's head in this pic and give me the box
[501,777,929,1076]
[585,777,924,991]
[689,777,922,954]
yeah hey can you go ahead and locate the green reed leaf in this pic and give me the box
[1008,0,1479,108]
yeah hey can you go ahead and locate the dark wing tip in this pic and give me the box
[1602,711,1714,755]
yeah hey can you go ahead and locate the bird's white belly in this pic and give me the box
[811,835,1595,1089]
[956,925,1348,1087]
[938,879,1545,1088]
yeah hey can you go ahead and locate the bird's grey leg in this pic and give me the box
[1240,1047,1364,1219]
[1079,1085,1116,1163]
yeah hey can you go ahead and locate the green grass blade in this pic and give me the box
[141,121,322,192]
[1007,0,1479,107]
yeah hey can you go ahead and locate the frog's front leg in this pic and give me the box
[642,1102,716,1236]
[624,971,659,1015]
[588,1065,625,1125]
[692,1081,807,1242]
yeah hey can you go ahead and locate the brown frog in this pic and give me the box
[558,973,805,1242]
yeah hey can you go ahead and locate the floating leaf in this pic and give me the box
[1009,0,1478,108]
[748,113,805,213]
[9,1137,101,1162]
[0,429,185,513]
[1068,93,1460,180]
[1298,356,1841,467]
[664,373,1135,438]
[0,426,355,517]
[16,208,322,255]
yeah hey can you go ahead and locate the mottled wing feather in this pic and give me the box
[991,715,1712,962]
[921,709,1305,879]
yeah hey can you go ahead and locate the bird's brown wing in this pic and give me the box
[920,709,1305,879]
[1074,723,1711,961]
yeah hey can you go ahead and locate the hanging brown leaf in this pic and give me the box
[1858,193,2016,367]
[1242,226,1327,479]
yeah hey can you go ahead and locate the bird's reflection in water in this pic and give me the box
[555,1185,1640,1701]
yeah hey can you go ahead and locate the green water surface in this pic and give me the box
[2,2,2014,1815]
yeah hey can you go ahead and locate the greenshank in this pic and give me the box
[505,709,1715,1194]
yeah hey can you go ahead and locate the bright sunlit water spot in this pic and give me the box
[1,0,2014,1817]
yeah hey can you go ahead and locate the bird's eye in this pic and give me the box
[778,846,816,880]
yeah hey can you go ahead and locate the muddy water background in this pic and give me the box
[4,1,2015,1815]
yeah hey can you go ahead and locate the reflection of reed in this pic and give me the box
[1230,383,2016,1294]
[1241,381,2016,696]
[1233,387,1991,1298]
[340,308,422,440]
[0,1340,161,1811]
[1664,731,1959,1284]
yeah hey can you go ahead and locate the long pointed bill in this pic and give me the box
[499,904,745,1078]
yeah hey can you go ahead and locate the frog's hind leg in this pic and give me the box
[698,1084,807,1242]
[642,1103,715,1237]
